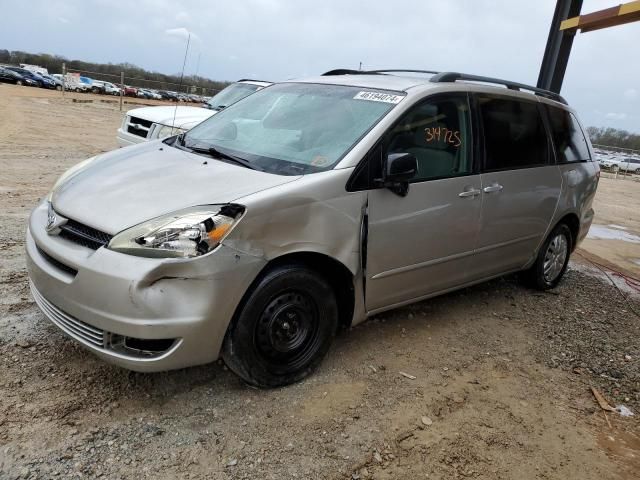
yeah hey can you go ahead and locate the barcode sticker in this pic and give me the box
[354,91,404,104]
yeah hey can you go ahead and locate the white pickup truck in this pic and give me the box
[116,79,271,147]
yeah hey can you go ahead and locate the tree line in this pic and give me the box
[586,126,640,152]
[0,49,229,94]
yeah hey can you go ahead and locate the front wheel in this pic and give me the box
[524,224,572,290]
[222,264,338,388]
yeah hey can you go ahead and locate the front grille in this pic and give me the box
[30,282,106,349]
[36,246,78,276]
[127,116,152,138]
[59,219,113,250]
[129,116,153,128]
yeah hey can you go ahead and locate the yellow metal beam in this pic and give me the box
[560,1,640,33]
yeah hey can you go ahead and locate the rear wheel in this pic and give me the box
[222,264,338,388]
[16,80,23,86]
[524,224,572,290]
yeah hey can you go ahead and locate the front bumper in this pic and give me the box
[26,201,266,372]
[116,128,147,147]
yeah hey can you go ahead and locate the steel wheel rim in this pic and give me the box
[543,233,568,282]
[255,290,320,370]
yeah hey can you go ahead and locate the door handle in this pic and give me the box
[483,184,503,193]
[458,188,481,198]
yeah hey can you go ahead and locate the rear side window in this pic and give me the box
[478,96,549,171]
[546,106,591,163]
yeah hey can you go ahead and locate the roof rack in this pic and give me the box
[430,72,567,104]
[369,69,441,75]
[322,69,381,76]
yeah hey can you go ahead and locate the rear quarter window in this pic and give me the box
[546,106,591,163]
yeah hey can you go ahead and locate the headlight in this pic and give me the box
[155,124,187,139]
[108,205,244,258]
[47,156,97,201]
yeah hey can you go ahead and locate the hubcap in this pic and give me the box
[543,233,568,282]
[255,291,319,369]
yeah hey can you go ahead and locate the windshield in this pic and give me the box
[206,83,262,110]
[185,83,404,175]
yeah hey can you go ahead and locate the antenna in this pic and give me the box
[172,31,191,135]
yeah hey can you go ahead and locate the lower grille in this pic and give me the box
[30,282,105,349]
[59,219,113,250]
[36,246,78,276]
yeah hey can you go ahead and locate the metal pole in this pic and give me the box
[62,62,66,99]
[119,71,124,112]
[537,0,583,93]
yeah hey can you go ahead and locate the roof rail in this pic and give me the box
[369,69,440,75]
[430,72,567,104]
[237,78,272,83]
[322,69,380,76]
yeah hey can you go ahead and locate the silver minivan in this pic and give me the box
[27,70,599,387]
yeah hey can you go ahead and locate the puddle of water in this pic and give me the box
[607,224,628,231]
[587,225,640,244]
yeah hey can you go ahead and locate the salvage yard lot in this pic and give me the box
[0,84,639,479]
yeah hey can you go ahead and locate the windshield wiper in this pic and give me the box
[187,144,262,171]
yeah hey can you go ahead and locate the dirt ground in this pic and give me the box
[0,84,639,480]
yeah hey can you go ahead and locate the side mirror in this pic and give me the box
[383,153,417,196]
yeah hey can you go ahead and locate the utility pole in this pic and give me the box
[61,62,66,99]
[119,71,124,112]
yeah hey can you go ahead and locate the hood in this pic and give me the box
[127,106,215,129]
[52,141,301,234]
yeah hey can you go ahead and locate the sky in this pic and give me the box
[1,0,638,132]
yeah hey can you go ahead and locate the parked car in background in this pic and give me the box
[37,73,62,90]
[103,82,121,95]
[0,66,35,86]
[136,88,159,99]
[617,157,640,174]
[124,86,138,97]
[35,70,599,387]
[158,90,179,101]
[3,66,44,87]
[20,64,49,76]
[116,80,271,146]
[89,80,107,94]
[204,79,271,110]
[596,153,619,171]
[79,77,93,91]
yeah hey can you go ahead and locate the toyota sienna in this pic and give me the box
[27,69,599,387]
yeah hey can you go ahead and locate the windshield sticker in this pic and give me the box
[354,91,404,104]
[311,155,331,167]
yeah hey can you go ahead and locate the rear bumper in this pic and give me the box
[26,201,266,372]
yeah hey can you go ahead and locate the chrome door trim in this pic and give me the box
[367,267,522,316]
[473,233,541,254]
[371,249,476,280]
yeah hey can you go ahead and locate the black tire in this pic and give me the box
[635,168,640,175]
[524,223,572,290]
[222,264,338,388]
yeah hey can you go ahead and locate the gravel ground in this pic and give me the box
[1,84,639,479]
